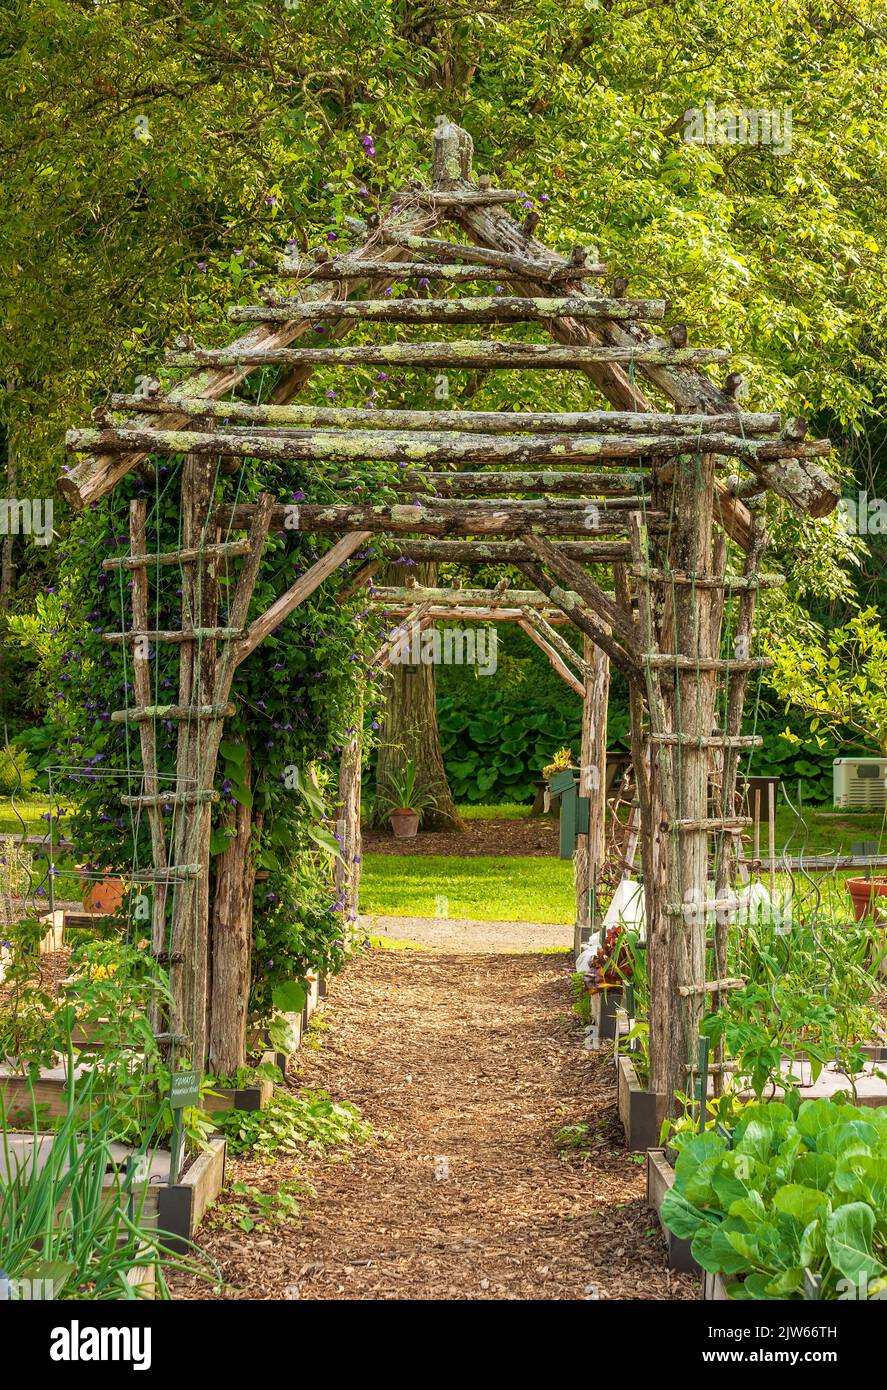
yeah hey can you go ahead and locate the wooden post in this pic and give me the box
[335,722,363,930]
[574,636,610,953]
[209,743,254,1074]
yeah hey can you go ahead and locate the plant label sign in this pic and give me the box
[170,1070,200,1109]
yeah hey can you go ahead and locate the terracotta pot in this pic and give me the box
[389,808,420,840]
[78,868,127,916]
[847,877,887,923]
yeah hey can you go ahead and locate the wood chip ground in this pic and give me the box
[171,939,698,1301]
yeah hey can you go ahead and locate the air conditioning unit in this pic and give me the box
[833,757,887,808]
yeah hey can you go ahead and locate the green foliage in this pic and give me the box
[0,743,37,798]
[701,911,883,1098]
[437,683,629,804]
[766,605,887,754]
[660,1097,887,1299]
[211,1178,309,1234]
[217,1087,372,1162]
[0,1080,210,1299]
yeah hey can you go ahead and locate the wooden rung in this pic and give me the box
[102,541,252,571]
[103,627,245,644]
[122,791,220,808]
[378,230,606,280]
[649,734,763,749]
[665,898,744,915]
[110,703,234,723]
[644,654,773,672]
[229,295,667,325]
[677,977,746,997]
[129,866,202,881]
[664,817,753,832]
[631,566,784,590]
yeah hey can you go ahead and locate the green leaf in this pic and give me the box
[272,981,307,1014]
[306,824,343,859]
[825,1203,883,1282]
[660,1186,716,1241]
[220,741,246,764]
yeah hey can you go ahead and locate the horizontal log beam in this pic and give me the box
[229,294,666,324]
[380,230,607,279]
[398,472,645,496]
[101,540,252,571]
[380,604,570,623]
[71,422,827,469]
[630,565,785,590]
[165,342,731,371]
[107,394,793,437]
[213,500,665,538]
[391,189,519,206]
[276,258,607,282]
[103,627,245,644]
[388,539,630,562]
[369,584,587,607]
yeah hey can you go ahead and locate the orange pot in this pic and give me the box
[846,877,887,924]
[78,869,127,916]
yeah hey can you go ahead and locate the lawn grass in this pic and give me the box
[458,803,532,821]
[360,852,575,924]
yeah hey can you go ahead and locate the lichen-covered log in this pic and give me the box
[229,294,666,324]
[213,499,667,537]
[370,584,587,607]
[389,539,632,562]
[516,559,638,678]
[165,341,730,371]
[69,424,825,470]
[108,393,792,437]
[380,230,606,278]
[277,258,604,282]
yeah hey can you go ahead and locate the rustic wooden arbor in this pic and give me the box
[63,120,838,1104]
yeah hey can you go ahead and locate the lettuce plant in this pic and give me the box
[661,1095,887,1299]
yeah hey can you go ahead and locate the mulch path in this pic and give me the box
[363,815,560,858]
[171,947,697,1301]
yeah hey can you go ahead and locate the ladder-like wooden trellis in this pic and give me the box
[62,120,838,1104]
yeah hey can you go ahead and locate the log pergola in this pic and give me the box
[62,120,838,1105]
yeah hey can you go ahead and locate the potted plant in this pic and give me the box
[375,760,438,841]
[768,608,887,922]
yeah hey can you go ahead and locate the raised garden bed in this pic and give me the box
[589,986,622,1041]
[646,1148,700,1274]
[702,1271,730,1300]
[616,1052,669,1151]
[1,1130,226,1253]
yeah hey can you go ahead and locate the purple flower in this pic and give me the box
[376,370,388,380]
[264,195,277,206]
[326,231,338,242]
[417,276,430,289]
[197,262,207,273]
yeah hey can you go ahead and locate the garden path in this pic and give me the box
[174,940,696,1301]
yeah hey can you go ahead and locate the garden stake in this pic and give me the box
[696,1035,709,1132]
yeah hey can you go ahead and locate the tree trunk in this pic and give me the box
[0,434,15,619]
[374,562,464,832]
[209,743,254,1075]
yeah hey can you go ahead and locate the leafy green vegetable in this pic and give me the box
[661,1095,887,1298]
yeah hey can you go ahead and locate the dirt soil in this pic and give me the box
[172,945,697,1301]
[363,814,560,858]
